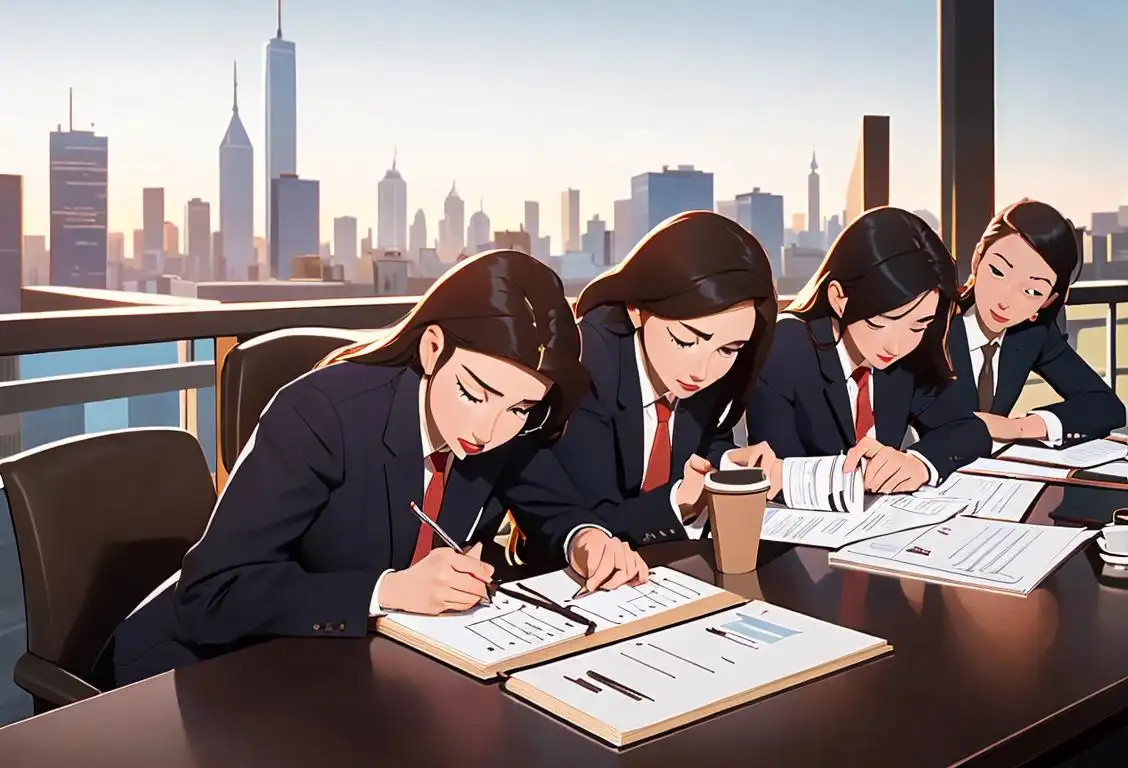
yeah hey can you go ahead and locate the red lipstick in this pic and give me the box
[458,438,484,455]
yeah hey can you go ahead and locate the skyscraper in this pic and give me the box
[561,188,580,252]
[524,200,540,240]
[142,188,164,273]
[735,188,784,275]
[582,214,607,265]
[220,61,254,281]
[265,1,297,256]
[270,174,318,279]
[132,229,143,261]
[0,175,22,315]
[440,183,465,260]
[408,209,427,260]
[22,235,48,286]
[185,198,211,280]
[630,165,713,244]
[613,198,633,261]
[163,221,179,256]
[466,202,491,254]
[377,153,407,249]
[106,231,125,264]
[807,152,820,233]
[49,90,108,288]
[333,216,358,281]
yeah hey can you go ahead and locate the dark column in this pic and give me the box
[940,0,995,281]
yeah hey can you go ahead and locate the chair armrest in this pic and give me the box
[14,653,101,706]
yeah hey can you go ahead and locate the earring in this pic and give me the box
[1029,314,1038,322]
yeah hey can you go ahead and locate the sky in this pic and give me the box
[1,0,1126,251]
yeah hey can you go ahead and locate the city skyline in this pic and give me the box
[2,1,1127,246]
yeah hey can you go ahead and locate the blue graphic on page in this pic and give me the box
[721,612,802,644]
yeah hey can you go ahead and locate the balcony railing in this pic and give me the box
[1,279,1128,726]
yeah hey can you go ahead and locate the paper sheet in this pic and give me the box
[996,438,1128,469]
[380,566,725,667]
[829,516,1096,595]
[915,474,1044,522]
[1082,460,1128,480]
[781,454,864,513]
[508,602,886,738]
[759,495,969,549]
[959,457,1071,480]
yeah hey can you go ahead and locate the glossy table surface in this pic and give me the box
[2,487,1128,767]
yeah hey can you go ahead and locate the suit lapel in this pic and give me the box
[381,368,426,570]
[996,325,1040,415]
[873,367,912,447]
[438,457,495,545]
[948,315,974,383]
[613,332,646,491]
[672,398,708,472]
[810,317,855,445]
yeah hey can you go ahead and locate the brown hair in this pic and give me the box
[576,210,778,427]
[789,206,959,387]
[317,249,588,443]
[959,198,1080,324]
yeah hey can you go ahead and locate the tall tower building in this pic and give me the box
[377,152,407,249]
[524,200,540,240]
[264,0,297,256]
[612,198,633,261]
[270,174,318,279]
[440,182,465,259]
[141,188,165,273]
[807,151,820,233]
[220,61,254,281]
[561,188,580,251]
[630,165,713,246]
[49,89,108,288]
[185,198,211,280]
[333,216,358,281]
[467,201,491,254]
[409,209,427,259]
[0,175,22,314]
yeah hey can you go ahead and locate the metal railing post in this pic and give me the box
[1108,301,1118,391]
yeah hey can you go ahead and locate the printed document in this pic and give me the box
[996,438,1128,469]
[958,457,1071,481]
[780,454,864,513]
[915,474,1044,522]
[759,495,969,549]
[829,516,1096,595]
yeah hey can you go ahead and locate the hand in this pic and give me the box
[568,529,649,593]
[844,438,929,494]
[724,442,782,498]
[975,412,1047,442]
[674,454,712,519]
[378,543,494,615]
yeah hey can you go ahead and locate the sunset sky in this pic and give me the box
[1,0,1125,249]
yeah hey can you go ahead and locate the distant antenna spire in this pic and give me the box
[392,146,397,171]
[68,87,73,131]
[276,0,283,38]
[232,61,239,112]
[479,197,483,211]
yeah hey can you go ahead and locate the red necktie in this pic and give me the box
[641,399,673,492]
[851,367,875,443]
[411,452,449,565]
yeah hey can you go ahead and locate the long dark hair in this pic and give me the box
[317,249,588,443]
[576,210,778,429]
[789,206,959,386]
[959,198,1080,324]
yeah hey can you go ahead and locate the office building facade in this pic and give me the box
[630,166,713,246]
[49,127,108,288]
[270,175,319,279]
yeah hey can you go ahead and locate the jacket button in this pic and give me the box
[313,623,321,631]
[339,623,346,631]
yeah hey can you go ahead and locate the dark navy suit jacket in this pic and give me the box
[946,312,1125,444]
[112,362,589,685]
[744,314,990,479]
[515,307,738,549]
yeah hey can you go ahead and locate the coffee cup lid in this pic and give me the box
[704,468,771,493]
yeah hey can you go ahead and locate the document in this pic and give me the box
[759,494,969,549]
[380,566,728,669]
[958,457,1071,481]
[829,516,1096,595]
[505,601,889,747]
[781,454,864,513]
[996,438,1128,469]
[915,474,1044,522]
[1078,460,1128,480]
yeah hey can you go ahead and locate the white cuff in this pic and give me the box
[669,480,708,540]
[369,569,395,617]
[906,449,940,486]
[564,524,612,562]
[1030,410,1064,447]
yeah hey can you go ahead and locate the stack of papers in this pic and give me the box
[760,495,970,549]
[995,438,1128,469]
[915,474,1044,522]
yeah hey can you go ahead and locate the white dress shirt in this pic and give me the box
[370,380,608,616]
[776,338,941,491]
[963,311,1063,446]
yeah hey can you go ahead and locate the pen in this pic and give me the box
[408,501,495,604]
[495,585,597,634]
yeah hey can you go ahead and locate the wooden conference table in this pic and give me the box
[3,487,1128,767]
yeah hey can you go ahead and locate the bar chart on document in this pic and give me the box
[510,602,888,737]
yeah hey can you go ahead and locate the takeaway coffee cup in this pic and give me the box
[703,467,771,574]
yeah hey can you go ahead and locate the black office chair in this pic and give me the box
[220,327,370,472]
[0,428,216,713]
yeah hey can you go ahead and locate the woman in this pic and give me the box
[745,206,990,495]
[514,210,779,552]
[111,250,647,686]
[948,199,1124,444]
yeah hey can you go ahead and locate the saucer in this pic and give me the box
[1098,550,1128,567]
[1098,536,1128,557]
